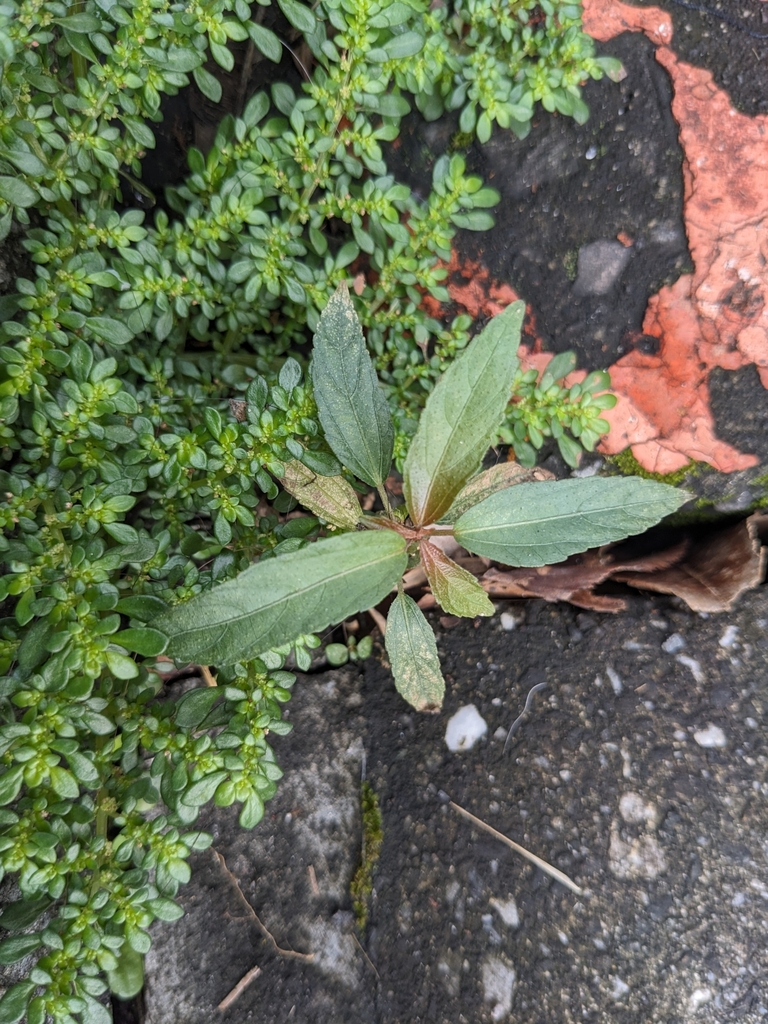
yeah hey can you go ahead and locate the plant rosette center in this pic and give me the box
[157,286,687,713]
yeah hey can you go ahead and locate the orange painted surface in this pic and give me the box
[422,249,519,320]
[581,0,765,472]
[434,0,768,473]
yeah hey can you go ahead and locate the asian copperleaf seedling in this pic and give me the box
[157,286,687,711]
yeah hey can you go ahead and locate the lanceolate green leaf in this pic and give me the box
[403,301,524,525]
[454,477,687,567]
[281,459,362,530]
[311,283,394,488]
[385,593,445,712]
[157,530,407,665]
[420,540,494,618]
[440,462,551,523]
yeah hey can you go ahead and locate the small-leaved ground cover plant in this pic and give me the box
[0,0,631,1013]
[158,286,687,711]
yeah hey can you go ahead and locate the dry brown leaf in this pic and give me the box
[615,514,768,612]
[482,541,688,612]
[377,512,766,620]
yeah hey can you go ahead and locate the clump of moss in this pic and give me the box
[350,782,384,931]
[449,129,476,151]
[608,449,699,486]
[563,250,578,281]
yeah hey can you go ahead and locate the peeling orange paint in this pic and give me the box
[582,0,763,472]
[603,276,753,473]
[582,0,673,46]
[581,0,671,45]
[433,0,766,473]
[422,250,519,319]
[423,250,546,360]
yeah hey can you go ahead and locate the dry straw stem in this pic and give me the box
[213,849,315,962]
[351,931,381,981]
[449,801,584,896]
[368,605,388,636]
[217,965,262,1012]
[200,665,218,687]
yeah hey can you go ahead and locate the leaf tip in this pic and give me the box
[414,698,443,714]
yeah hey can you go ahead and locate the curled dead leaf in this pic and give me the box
[615,514,768,612]
[482,542,687,613]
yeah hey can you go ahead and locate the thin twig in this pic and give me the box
[213,850,315,962]
[200,664,218,688]
[503,681,548,753]
[280,37,312,81]
[449,801,583,896]
[235,39,257,118]
[307,864,319,897]
[351,931,380,981]
[368,605,387,636]
[217,965,262,1011]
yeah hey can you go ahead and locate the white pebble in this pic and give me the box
[610,977,630,1000]
[609,829,667,879]
[619,791,659,827]
[445,705,488,752]
[489,896,520,929]
[719,625,739,649]
[676,654,705,684]
[571,459,602,477]
[693,724,727,749]
[689,988,712,1010]
[606,665,623,695]
[662,632,686,653]
[482,956,516,1020]
[500,611,518,631]
[586,144,598,160]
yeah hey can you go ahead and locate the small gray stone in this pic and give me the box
[719,625,739,649]
[610,976,630,1001]
[619,791,659,828]
[573,240,632,296]
[648,221,686,247]
[606,665,623,695]
[662,632,686,653]
[714,489,753,512]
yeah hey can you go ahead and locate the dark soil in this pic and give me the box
[635,0,768,116]
[144,588,768,1024]
[390,31,690,370]
[360,594,768,1024]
